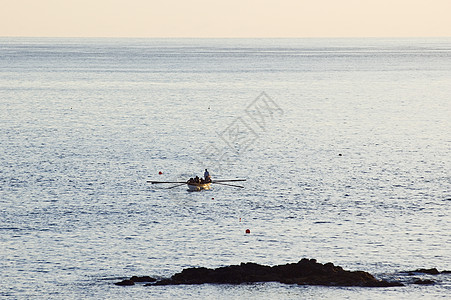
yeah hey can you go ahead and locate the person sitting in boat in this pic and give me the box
[187,178,194,184]
[194,176,200,183]
[204,169,211,183]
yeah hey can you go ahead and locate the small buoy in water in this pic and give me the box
[158,171,163,175]
[211,197,214,200]
[239,218,241,222]
[245,229,250,234]
[338,153,342,156]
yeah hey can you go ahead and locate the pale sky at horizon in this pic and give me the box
[1,0,451,38]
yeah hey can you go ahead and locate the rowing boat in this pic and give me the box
[187,182,212,191]
[147,177,245,190]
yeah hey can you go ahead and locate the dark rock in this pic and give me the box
[153,258,403,287]
[130,276,156,283]
[410,268,440,275]
[412,279,435,285]
[114,279,135,286]
[153,278,174,286]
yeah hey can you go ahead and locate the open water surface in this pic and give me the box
[0,37,450,299]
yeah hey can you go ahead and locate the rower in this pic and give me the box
[204,169,211,183]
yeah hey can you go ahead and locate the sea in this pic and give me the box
[0,37,450,299]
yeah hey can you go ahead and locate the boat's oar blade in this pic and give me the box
[212,179,246,183]
[214,182,245,188]
[147,181,186,184]
[165,183,186,189]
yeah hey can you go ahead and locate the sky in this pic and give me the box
[1,0,451,38]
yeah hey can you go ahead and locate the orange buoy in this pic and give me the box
[158,171,163,175]
[245,229,250,234]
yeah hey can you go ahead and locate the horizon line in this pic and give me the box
[2,35,451,39]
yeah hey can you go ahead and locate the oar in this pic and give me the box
[147,181,186,184]
[212,179,246,183]
[165,183,186,189]
[214,182,245,188]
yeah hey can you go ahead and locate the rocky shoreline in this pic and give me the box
[115,258,409,287]
[115,259,451,287]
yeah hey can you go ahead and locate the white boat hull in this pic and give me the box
[187,183,212,191]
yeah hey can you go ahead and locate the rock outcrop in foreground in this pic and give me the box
[148,259,401,287]
[402,268,451,285]
[115,276,156,286]
[406,268,451,275]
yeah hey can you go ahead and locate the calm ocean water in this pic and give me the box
[1,37,450,299]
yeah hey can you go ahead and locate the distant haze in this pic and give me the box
[1,0,451,37]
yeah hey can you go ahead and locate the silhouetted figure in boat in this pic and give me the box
[204,169,211,183]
